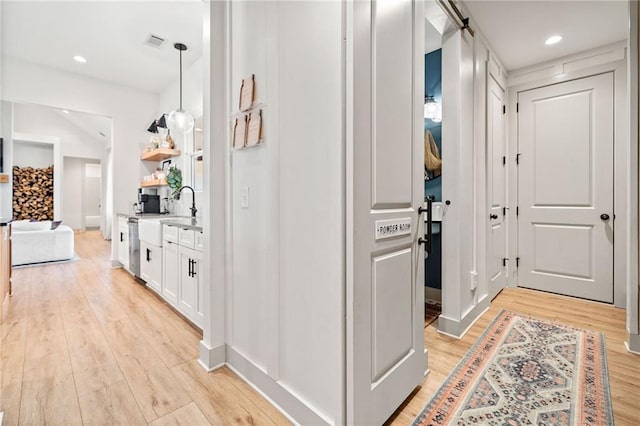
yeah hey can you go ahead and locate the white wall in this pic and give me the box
[157,56,203,120]
[63,157,83,229]
[1,56,158,261]
[628,0,640,351]
[154,56,204,217]
[13,141,53,168]
[210,1,344,424]
[438,22,500,336]
[13,103,105,160]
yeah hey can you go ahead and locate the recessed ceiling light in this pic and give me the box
[545,35,562,46]
[73,55,87,63]
[62,109,70,114]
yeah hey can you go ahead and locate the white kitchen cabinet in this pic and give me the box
[141,241,162,294]
[161,224,203,328]
[178,246,201,326]
[178,228,195,249]
[117,217,129,270]
[162,240,179,306]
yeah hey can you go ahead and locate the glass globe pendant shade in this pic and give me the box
[168,109,194,135]
[424,95,441,122]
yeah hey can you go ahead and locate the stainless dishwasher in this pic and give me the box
[127,217,140,278]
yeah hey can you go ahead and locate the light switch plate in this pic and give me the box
[240,186,249,209]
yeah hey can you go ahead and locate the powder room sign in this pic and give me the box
[375,218,412,240]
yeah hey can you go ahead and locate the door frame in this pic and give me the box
[486,71,508,301]
[507,56,629,308]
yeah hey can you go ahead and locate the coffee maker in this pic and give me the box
[138,189,160,214]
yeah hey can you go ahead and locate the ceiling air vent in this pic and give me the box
[144,34,165,48]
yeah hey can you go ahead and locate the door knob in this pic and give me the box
[489,214,498,220]
[600,213,610,221]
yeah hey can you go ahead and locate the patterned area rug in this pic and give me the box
[413,310,613,425]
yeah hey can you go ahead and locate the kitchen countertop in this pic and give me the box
[117,212,175,219]
[160,217,203,232]
[117,213,202,231]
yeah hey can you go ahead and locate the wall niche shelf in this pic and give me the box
[140,179,168,188]
[141,148,181,162]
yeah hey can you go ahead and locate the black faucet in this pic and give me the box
[178,186,198,217]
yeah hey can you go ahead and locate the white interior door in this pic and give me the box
[487,75,507,300]
[517,72,614,303]
[348,0,424,424]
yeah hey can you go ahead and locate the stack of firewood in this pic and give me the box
[12,166,54,221]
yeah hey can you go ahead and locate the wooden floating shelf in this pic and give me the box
[140,179,168,188]
[140,148,181,162]
[0,174,8,183]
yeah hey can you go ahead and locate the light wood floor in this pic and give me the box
[388,288,640,426]
[0,231,290,426]
[2,231,638,425]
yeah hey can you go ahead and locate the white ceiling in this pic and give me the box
[462,0,628,71]
[1,1,203,93]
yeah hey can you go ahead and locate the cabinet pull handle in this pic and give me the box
[120,232,123,242]
[188,259,193,277]
[146,248,151,262]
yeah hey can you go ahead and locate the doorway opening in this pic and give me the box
[423,1,455,327]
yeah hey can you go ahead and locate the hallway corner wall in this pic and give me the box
[222,1,344,424]
[628,0,640,347]
[438,16,506,337]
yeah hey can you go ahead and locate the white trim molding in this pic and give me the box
[507,42,626,87]
[226,347,331,426]
[438,294,490,338]
[198,341,226,372]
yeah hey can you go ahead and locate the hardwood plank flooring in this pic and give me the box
[0,231,290,426]
[2,231,638,425]
[387,288,640,426]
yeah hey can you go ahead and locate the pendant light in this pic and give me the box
[424,95,442,122]
[167,43,194,135]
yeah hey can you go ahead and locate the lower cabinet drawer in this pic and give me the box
[164,224,178,243]
[179,228,195,249]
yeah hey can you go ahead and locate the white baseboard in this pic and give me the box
[226,347,332,426]
[437,295,490,339]
[626,330,640,354]
[198,341,226,371]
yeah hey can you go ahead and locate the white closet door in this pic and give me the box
[518,72,614,303]
[487,76,507,300]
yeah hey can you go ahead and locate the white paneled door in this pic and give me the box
[517,73,614,303]
[488,76,507,300]
[348,0,424,424]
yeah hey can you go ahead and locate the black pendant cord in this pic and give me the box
[174,42,187,111]
[179,49,183,110]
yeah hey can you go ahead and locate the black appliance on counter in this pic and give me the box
[138,192,160,214]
